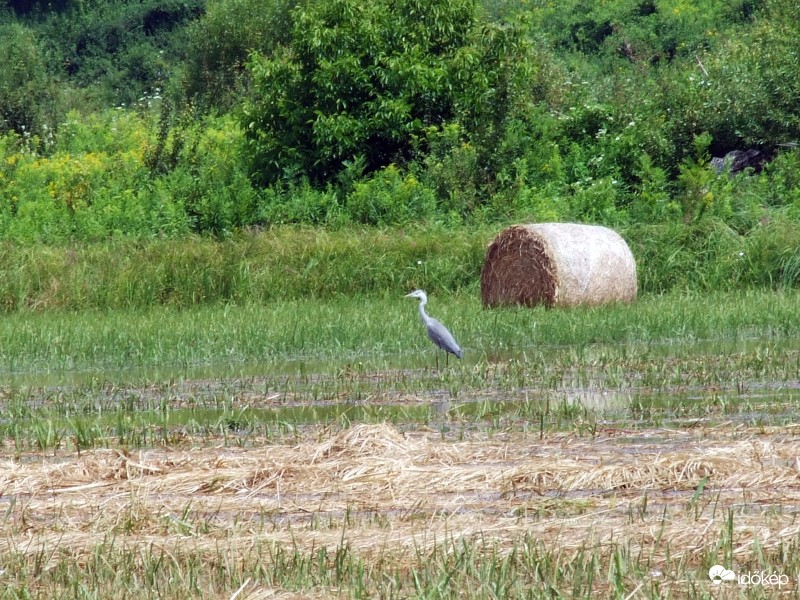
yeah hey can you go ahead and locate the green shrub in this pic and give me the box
[421,124,483,217]
[417,24,562,216]
[346,165,436,225]
[485,182,570,224]
[258,182,343,226]
[0,147,160,243]
[670,132,769,232]
[54,109,151,156]
[0,108,195,242]
[0,0,799,244]
[43,0,202,107]
[6,0,72,15]
[768,150,800,211]
[527,0,752,61]
[161,116,259,236]
[568,176,626,224]
[704,0,800,145]
[628,154,681,222]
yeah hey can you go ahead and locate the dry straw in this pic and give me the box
[480,223,638,308]
[2,423,800,573]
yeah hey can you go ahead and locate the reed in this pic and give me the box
[0,225,488,312]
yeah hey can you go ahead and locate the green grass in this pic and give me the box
[2,219,800,313]
[1,288,798,375]
[6,527,791,599]
[1,288,799,458]
[0,225,488,312]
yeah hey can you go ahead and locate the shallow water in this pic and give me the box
[2,335,798,435]
[1,334,783,386]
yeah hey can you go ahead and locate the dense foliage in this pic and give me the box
[243,0,477,185]
[0,0,799,290]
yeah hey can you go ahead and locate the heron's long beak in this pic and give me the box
[404,292,415,298]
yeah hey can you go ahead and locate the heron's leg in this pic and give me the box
[435,352,440,371]
[445,352,449,368]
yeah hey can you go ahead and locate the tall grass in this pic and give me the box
[2,219,800,312]
[5,529,780,599]
[0,225,487,311]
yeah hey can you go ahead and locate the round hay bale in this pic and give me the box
[480,223,637,308]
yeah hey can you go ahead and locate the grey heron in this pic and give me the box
[405,289,463,367]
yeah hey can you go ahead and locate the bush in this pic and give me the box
[704,0,800,145]
[0,139,170,243]
[568,176,626,224]
[1,0,799,244]
[767,149,800,210]
[420,124,482,217]
[257,182,342,226]
[527,0,752,62]
[54,109,151,155]
[6,0,72,15]
[628,154,681,222]
[484,182,570,224]
[43,0,202,108]
[0,109,194,242]
[346,165,436,225]
[449,18,557,166]
[148,114,259,236]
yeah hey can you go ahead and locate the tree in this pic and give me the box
[705,0,800,145]
[0,22,58,138]
[183,0,299,109]
[241,0,476,186]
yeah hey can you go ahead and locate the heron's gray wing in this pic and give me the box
[426,318,463,358]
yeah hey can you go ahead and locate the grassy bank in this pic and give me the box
[0,225,486,312]
[2,219,800,313]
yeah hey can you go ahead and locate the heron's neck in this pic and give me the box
[418,300,428,321]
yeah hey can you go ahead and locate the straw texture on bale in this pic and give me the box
[481,223,637,308]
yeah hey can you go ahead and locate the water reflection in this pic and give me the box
[1,335,795,421]
[3,335,783,387]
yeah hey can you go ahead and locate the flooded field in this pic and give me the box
[1,332,800,598]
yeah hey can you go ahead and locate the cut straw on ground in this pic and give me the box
[2,422,799,589]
